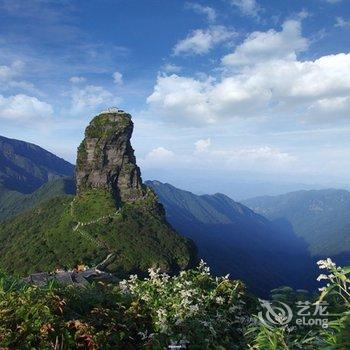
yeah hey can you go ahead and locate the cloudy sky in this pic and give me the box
[1,0,350,196]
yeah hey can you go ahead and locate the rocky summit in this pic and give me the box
[76,111,145,203]
[0,109,196,277]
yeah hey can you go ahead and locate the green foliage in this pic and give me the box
[1,261,350,349]
[0,271,150,349]
[0,196,78,275]
[120,261,253,349]
[246,259,350,350]
[76,140,87,168]
[0,263,251,349]
[72,188,117,222]
[84,113,131,139]
[0,178,75,221]
[0,187,195,276]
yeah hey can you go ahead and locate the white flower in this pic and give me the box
[119,279,129,292]
[141,294,150,302]
[156,308,167,319]
[129,274,138,282]
[161,272,170,282]
[199,260,211,275]
[317,258,336,270]
[180,289,193,298]
[156,308,168,332]
[188,304,199,315]
[216,296,225,305]
[317,274,328,281]
[148,267,161,280]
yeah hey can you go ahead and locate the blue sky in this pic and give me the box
[1,0,350,196]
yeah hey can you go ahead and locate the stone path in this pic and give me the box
[69,197,120,250]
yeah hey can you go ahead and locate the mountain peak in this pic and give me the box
[0,115,196,277]
[75,111,145,203]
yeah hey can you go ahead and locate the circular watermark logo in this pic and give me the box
[258,299,293,328]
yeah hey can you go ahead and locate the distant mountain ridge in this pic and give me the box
[146,181,261,224]
[1,134,348,296]
[0,178,75,221]
[0,135,74,193]
[243,189,350,258]
[146,180,316,296]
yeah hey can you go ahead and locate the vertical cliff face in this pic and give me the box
[75,111,145,204]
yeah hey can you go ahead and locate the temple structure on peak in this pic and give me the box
[98,107,125,114]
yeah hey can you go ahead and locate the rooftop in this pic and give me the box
[98,107,125,115]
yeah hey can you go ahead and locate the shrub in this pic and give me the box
[0,263,251,349]
[1,259,350,349]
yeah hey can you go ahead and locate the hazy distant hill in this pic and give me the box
[142,168,332,200]
[146,180,316,295]
[0,135,74,193]
[243,189,350,259]
[0,178,75,221]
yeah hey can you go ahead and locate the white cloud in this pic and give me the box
[230,0,260,17]
[0,60,24,80]
[173,25,236,55]
[69,76,86,84]
[195,138,211,152]
[162,63,182,73]
[185,2,216,22]
[0,94,53,123]
[335,17,350,28]
[0,60,42,95]
[305,96,350,122]
[71,85,119,111]
[113,70,123,85]
[142,143,296,173]
[213,146,295,165]
[222,20,308,66]
[145,147,175,162]
[148,20,350,126]
[147,74,214,125]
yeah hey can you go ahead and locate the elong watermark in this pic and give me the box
[258,299,329,329]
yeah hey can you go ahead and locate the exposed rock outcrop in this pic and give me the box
[0,108,197,277]
[76,111,145,203]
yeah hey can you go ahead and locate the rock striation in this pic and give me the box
[76,111,145,203]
